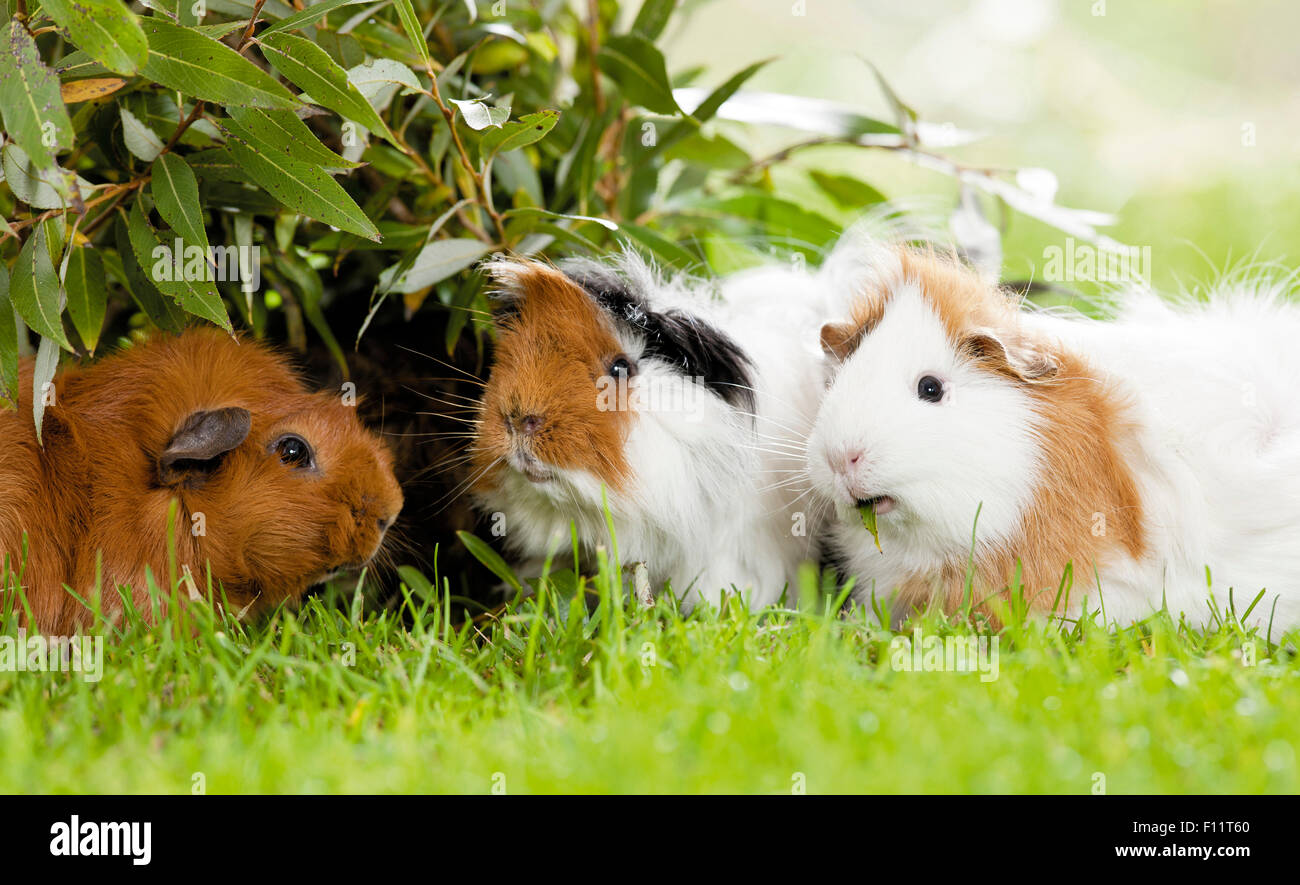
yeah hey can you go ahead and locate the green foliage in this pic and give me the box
[0,0,1117,417]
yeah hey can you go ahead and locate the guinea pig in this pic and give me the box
[807,239,1300,631]
[468,253,830,610]
[0,328,404,634]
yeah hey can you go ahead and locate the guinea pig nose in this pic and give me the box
[512,413,545,436]
[831,447,866,476]
[377,517,393,533]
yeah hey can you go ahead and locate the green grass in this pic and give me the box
[3,548,1297,794]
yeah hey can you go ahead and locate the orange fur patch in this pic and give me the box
[474,262,634,491]
[917,349,1147,619]
[820,296,886,361]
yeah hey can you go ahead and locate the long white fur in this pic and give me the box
[809,235,1300,632]
[476,253,832,610]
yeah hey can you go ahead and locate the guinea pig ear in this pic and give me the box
[158,407,252,486]
[962,328,1059,384]
[820,320,864,361]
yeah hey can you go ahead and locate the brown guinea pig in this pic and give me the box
[0,328,403,634]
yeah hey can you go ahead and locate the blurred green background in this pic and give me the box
[667,0,1300,290]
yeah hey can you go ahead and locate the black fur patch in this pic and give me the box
[563,264,756,414]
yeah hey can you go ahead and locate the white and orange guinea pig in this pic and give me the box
[808,238,1300,631]
[470,253,831,610]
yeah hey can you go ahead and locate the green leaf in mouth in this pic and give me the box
[859,502,882,553]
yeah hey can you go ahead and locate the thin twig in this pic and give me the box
[160,101,207,155]
[161,0,268,156]
[0,178,146,244]
[80,179,147,238]
[237,0,269,50]
[729,135,1013,184]
[586,0,605,117]
[425,69,507,245]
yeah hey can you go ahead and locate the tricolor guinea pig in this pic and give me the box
[469,253,830,610]
[807,240,1300,630]
[0,328,404,633]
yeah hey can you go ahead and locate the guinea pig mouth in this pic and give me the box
[312,558,374,586]
[855,495,897,516]
[507,448,552,483]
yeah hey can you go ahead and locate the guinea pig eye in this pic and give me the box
[917,375,945,403]
[607,355,636,380]
[273,435,314,468]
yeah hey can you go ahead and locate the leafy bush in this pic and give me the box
[1,0,1123,428]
